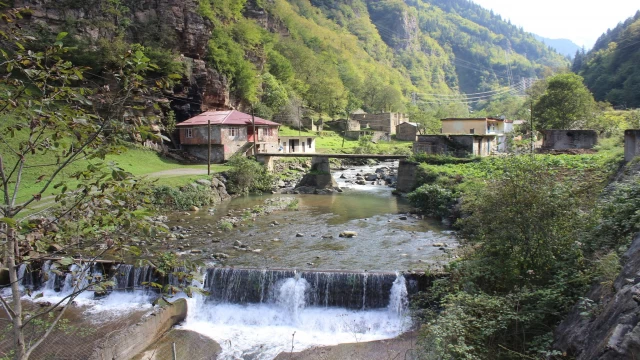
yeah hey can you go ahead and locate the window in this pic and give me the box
[185,128,193,138]
[470,128,475,134]
[308,138,312,148]
[229,127,242,137]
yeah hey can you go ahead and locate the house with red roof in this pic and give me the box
[176,110,280,163]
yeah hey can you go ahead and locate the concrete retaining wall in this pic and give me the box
[88,299,188,360]
[625,130,640,162]
[541,130,598,150]
[396,160,419,193]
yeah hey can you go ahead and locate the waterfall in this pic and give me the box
[204,268,399,309]
[182,268,414,360]
[276,277,308,322]
[388,273,409,316]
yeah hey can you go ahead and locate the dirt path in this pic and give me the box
[145,167,209,177]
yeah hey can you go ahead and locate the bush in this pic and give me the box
[151,184,216,210]
[353,135,376,154]
[225,155,275,194]
[410,153,479,165]
[407,184,455,219]
[586,179,640,252]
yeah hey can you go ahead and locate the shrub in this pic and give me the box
[407,184,455,219]
[225,155,275,194]
[152,184,216,210]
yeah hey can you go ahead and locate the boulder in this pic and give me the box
[233,240,242,247]
[296,233,304,237]
[339,231,358,238]
[196,179,211,186]
[189,206,199,212]
[365,174,379,181]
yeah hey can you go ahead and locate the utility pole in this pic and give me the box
[207,119,211,175]
[297,105,301,137]
[530,99,534,155]
[251,106,257,156]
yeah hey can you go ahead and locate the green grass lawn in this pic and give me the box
[278,125,413,154]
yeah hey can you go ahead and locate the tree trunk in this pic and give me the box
[7,226,26,359]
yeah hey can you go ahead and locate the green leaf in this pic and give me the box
[58,257,74,266]
[56,32,68,41]
[0,217,17,227]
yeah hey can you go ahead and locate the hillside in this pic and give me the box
[7,0,567,124]
[572,10,640,108]
[533,34,580,58]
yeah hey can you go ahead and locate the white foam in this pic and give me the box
[181,297,410,360]
[180,273,411,360]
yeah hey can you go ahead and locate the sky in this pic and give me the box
[471,0,640,49]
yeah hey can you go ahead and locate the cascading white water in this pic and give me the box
[181,272,411,360]
[276,277,308,322]
[388,272,409,316]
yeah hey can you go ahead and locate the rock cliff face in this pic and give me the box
[553,232,640,359]
[14,0,230,118]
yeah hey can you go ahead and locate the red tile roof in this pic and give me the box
[176,110,281,126]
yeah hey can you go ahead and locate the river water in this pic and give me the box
[166,161,455,272]
[15,161,456,359]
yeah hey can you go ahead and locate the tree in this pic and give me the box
[0,21,196,359]
[533,73,597,129]
[459,156,585,291]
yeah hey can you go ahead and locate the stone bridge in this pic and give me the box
[254,153,408,174]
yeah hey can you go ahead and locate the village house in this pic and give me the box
[176,110,280,163]
[278,135,317,153]
[396,122,418,141]
[350,112,408,135]
[413,117,510,157]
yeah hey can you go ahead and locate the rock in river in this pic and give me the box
[339,231,358,238]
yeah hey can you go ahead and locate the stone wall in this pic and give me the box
[541,130,598,150]
[183,144,226,163]
[624,130,640,162]
[351,113,407,134]
[396,123,417,141]
[89,299,188,360]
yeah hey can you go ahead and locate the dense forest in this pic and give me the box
[8,0,567,123]
[573,10,640,108]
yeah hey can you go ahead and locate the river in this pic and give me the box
[14,161,456,359]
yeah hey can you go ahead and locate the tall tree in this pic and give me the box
[0,21,197,359]
[533,73,596,129]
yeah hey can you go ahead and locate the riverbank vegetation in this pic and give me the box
[407,138,640,358]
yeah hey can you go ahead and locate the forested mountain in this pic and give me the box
[533,34,580,58]
[7,0,567,122]
[573,10,640,108]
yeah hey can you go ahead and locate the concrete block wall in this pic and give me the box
[625,130,640,162]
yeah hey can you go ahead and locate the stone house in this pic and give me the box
[278,135,317,153]
[541,130,598,150]
[301,117,323,132]
[176,110,280,163]
[396,122,418,141]
[414,135,494,157]
[350,113,408,134]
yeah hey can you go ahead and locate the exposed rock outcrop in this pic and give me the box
[554,233,640,359]
[89,299,188,360]
[13,0,231,118]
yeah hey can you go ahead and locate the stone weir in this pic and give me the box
[203,268,433,310]
[17,263,434,310]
